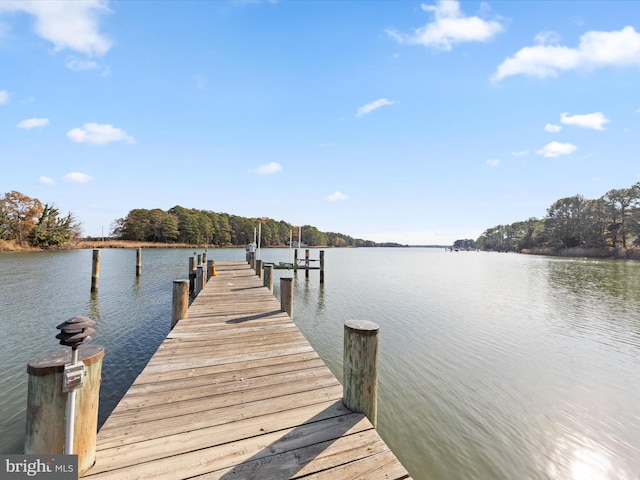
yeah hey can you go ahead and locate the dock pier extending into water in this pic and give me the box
[80,260,410,479]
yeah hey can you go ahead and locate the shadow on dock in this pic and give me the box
[219,401,364,479]
[226,309,283,324]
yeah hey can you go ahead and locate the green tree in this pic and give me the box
[602,187,639,249]
[545,195,586,248]
[29,204,80,248]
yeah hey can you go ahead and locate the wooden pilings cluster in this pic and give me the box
[172,251,214,330]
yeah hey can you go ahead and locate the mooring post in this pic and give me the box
[256,259,262,278]
[305,249,310,279]
[188,256,196,294]
[172,280,189,329]
[207,259,215,279]
[91,249,100,293]
[196,265,204,293]
[197,254,202,267]
[136,247,142,277]
[343,320,379,428]
[26,318,102,476]
[320,250,325,284]
[264,264,273,291]
[280,277,293,318]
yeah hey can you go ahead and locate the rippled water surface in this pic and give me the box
[1,248,639,480]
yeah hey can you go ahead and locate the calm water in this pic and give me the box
[1,248,639,480]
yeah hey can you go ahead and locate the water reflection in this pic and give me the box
[547,434,629,480]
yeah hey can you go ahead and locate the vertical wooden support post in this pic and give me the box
[251,252,256,270]
[91,249,100,293]
[320,250,325,284]
[343,320,379,428]
[136,247,142,277]
[202,252,207,265]
[25,345,104,476]
[196,265,204,293]
[207,260,214,278]
[202,258,208,285]
[305,249,310,279]
[280,277,293,318]
[197,254,202,267]
[294,249,298,267]
[172,280,189,328]
[188,256,196,294]
[256,259,262,278]
[264,265,273,291]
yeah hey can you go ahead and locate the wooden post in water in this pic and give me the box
[136,247,142,277]
[172,280,189,329]
[263,265,273,291]
[320,250,325,284]
[207,260,215,278]
[196,265,204,293]
[91,249,100,293]
[280,277,293,318]
[256,259,262,278]
[343,320,379,428]
[188,256,196,294]
[25,344,104,476]
[305,249,310,279]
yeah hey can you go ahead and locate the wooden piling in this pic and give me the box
[305,249,310,279]
[263,264,273,291]
[188,256,196,294]
[25,344,104,476]
[280,277,293,318]
[320,250,325,284]
[172,280,189,329]
[255,259,262,278]
[196,266,204,293]
[136,248,142,277]
[343,320,379,428]
[207,260,214,278]
[91,249,100,293]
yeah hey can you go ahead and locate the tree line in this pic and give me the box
[0,191,376,249]
[0,191,81,248]
[472,182,640,255]
[111,205,376,247]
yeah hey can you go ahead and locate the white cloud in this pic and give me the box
[67,122,135,145]
[63,172,93,183]
[512,150,530,157]
[544,123,562,133]
[485,158,500,167]
[0,0,112,56]
[38,176,54,185]
[537,141,578,158]
[356,98,395,117]
[0,90,8,104]
[386,0,504,51]
[560,112,609,131]
[252,162,282,175]
[327,191,348,201]
[17,117,49,129]
[535,31,561,45]
[494,26,640,81]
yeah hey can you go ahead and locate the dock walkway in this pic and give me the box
[85,261,411,479]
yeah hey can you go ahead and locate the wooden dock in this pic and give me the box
[84,261,411,479]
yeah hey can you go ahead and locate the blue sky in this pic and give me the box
[1,0,640,245]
